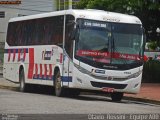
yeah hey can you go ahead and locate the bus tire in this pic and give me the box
[19,69,26,92]
[68,89,80,97]
[111,92,124,102]
[54,71,65,97]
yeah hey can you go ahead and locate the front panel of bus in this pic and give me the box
[72,18,144,93]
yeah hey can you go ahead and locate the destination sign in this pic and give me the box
[84,21,107,28]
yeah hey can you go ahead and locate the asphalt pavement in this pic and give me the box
[0,74,160,120]
[0,74,160,105]
[0,86,160,114]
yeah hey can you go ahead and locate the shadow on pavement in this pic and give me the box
[18,84,160,107]
[24,84,54,95]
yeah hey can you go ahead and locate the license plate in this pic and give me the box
[102,87,114,93]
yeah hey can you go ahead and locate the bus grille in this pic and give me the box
[91,75,128,81]
[90,81,127,89]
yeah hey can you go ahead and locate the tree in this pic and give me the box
[76,0,90,9]
[76,0,160,42]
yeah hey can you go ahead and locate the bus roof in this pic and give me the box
[9,9,142,24]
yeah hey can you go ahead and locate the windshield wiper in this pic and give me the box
[99,43,109,52]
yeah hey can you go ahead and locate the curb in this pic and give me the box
[0,85,18,91]
[124,96,160,105]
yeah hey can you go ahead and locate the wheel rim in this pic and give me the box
[20,79,23,89]
[55,72,62,95]
[20,70,25,91]
[56,75,61,91]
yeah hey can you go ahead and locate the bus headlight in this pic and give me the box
[74,63,91,75]
[127,70,142,79]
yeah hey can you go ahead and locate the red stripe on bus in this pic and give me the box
[23,48,26,61]
[27,48,34,79]
[35,64,38,78]
[12,49,16,62]
[60,53,63,63]
[39,64,42,78]
[44,64,47,78]
[18,49,21,61]
[49,64,52,79]
[8,49,11,62]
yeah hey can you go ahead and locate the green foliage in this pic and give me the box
[76,0,160,13]
[147,41,158,50]
[76,0,160,42]
[143,60,160,83]
[76,0,91,9]
[76,0,160,83]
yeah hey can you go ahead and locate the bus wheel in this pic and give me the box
[110,92,124,102]
[54,71,65,97]
[19,69,26,92]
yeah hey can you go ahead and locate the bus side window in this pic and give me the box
[13,22,18,46]
[44,19,51,45]
[51,16,64,46]
[6,23,13,46]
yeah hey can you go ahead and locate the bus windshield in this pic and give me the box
[75,19,143,70]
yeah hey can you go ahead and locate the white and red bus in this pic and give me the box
[3,9,145,101]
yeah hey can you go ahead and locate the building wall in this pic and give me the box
[0,0,79,43]
[0,0,55,43]
[0,0,55,72]
[0,0,79,69]
[0,7,18,69]
[0,7,18,43]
